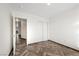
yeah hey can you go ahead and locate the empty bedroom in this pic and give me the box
[1,3,79,56]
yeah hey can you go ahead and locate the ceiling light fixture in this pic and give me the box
[47,3,51,6]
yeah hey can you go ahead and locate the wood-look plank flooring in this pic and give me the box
[15,40,79,56]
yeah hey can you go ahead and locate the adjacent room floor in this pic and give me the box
[15,40,79,56]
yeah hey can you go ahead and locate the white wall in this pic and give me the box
[12,11,48,45]
[0,4,12,55]
[49,7,79,50]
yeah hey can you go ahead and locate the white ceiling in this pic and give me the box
[9,3,79,19]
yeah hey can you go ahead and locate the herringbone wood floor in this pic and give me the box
[15,39,79,56]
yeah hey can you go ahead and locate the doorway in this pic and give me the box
[13,17,27,55]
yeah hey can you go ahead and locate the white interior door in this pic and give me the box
[21,19,26,39]
[12,17,16,55]
[33,21,43,42]
[27,20,48,44]
[27,20,43,44]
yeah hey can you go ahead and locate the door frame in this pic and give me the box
[12,16,27,55]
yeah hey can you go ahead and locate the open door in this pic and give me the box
[12,16,16,55]
[13,17,27,56]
